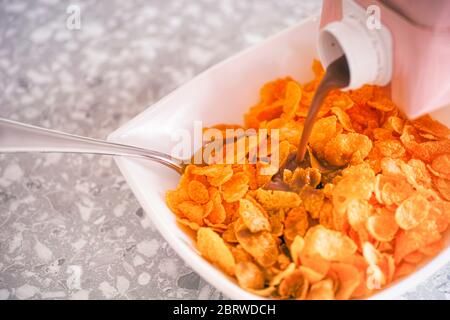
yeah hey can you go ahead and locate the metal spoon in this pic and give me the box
[0,118,186,173]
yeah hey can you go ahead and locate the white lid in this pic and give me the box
[318,0,393,90]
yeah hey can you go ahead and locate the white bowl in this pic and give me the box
[107,16,450,300]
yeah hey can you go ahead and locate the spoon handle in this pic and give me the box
[0,118,184,174]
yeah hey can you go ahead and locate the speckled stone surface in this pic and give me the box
[0,0,449,300]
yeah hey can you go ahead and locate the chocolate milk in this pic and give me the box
[265,55,349,191]
[296,55,350,162]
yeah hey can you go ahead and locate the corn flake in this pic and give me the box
[238,198,270,233]
[306,278,335,300]
[235,219,279,267]
[366,214,398,242]
[255,188,301,210]
[282,81,302,119]
[331,263,361,300]
[299,185,324,219]
[278,270,309,299]
[429,154,450,180]
[235,261,265,290]
[433,177,450,201]
[375,139,406,159]
[395,194,430,230]
[284,206,309,242]
[221,172,249,202]
[290,235,305,266]
[394,219,441,263]
[197,227,235,275]
[309,116,340,157]
[304,226,357,261]
[331,106,354,132]
[193,164,234,186]
[188,180,209,204]
[178,201,204,226]
[205,187,227,224]
[324,133,372,166]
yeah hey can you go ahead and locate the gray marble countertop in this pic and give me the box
[0,0,449,300]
